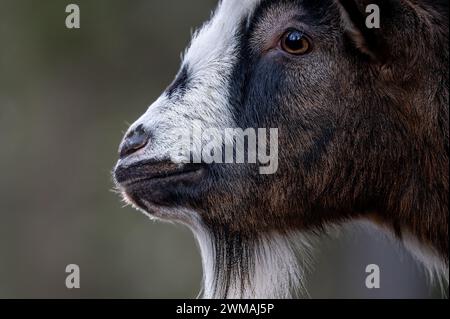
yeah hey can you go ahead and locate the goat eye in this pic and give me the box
[280,30,311,55]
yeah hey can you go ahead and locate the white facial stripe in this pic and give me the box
[183,0,262,73]
[119,0,263,167]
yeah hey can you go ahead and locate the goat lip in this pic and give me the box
[114,160,205,187]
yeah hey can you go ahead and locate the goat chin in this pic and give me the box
[134,204,312,299]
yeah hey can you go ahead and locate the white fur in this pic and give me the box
[118,0,262,169]
[344,221,449,295]
[402,232,449,293]
[194,230,314,299]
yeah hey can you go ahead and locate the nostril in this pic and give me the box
[119,124,150,158]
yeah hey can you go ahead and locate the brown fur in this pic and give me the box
[201,0,449,260]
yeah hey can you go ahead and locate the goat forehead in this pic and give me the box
[183,0,262,69]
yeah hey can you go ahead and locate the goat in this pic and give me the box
[114,0,449,298]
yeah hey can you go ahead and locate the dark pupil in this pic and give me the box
[286,31,304,50]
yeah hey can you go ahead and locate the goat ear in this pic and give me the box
[336,0,391,63]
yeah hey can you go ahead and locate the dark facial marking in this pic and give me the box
[166,65,190,99]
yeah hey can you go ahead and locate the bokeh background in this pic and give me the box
[0,0,443,298]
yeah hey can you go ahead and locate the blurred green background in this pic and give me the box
[0,0,441,298]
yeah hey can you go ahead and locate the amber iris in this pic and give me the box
[281,30,311,55]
